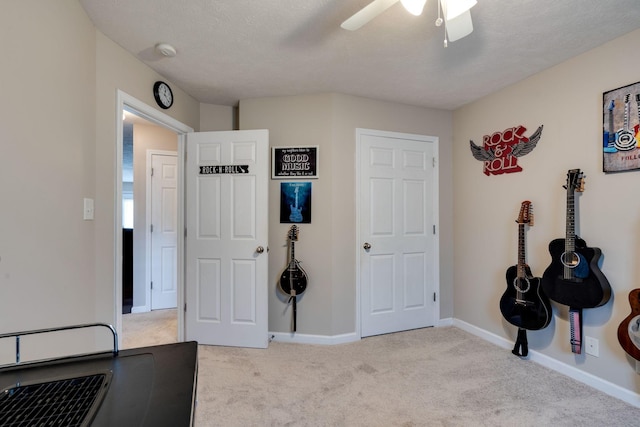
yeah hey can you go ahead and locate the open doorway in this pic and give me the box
[121,109,178,348]
[115,90,194,349]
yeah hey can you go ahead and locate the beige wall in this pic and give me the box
[239,94,454,336]
[0,0,98,360]
[0,1,201,358]
[94,30,201,330]
[200,103,237,131]
[453,29,640,394]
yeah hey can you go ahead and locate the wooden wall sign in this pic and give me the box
[470,125,543,176]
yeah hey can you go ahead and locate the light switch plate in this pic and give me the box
[83,198,94,220]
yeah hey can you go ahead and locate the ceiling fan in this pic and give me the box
[341,0,477,45]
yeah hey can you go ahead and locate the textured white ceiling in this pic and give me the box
[80,0,640,110]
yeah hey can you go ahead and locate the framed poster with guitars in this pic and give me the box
[603,81,640,173]
[541,169,612,353]
[500,201,552,357]
[279,225,308,332]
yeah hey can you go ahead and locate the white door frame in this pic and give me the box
[115,90,194,347]
[146,149,178,311]
[355,128,440,338]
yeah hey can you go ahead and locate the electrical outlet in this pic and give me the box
[585,336,599,357]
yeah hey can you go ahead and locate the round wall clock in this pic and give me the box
[153,81,173,109]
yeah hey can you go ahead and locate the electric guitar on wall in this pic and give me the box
[603,100,617,153]
[279,225,308,332]
[617,289,640,361]
[635,94,640,148]
[615,93,637,151]
[541,169,611,353]
[500,201,552,357]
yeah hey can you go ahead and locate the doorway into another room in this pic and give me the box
[120,107,179,348]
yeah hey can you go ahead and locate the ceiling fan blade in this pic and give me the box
[445,8,473,41]
[341,0,400,31]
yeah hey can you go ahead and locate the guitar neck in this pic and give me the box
[564,188,576,251]
[624,95,631,130]
[516,223,526,279]
[564,187,576,280]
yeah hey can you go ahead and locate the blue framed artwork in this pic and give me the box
[280,182,311,223]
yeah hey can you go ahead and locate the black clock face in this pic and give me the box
[153,81,173,109]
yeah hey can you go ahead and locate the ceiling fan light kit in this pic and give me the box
[444,0,477,20]
[400,0,427,16]
[341,0,477,46]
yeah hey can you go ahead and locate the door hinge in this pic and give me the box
[150,224,154,233]
[151,167,154,177]
[432,224,436,235]
[150,281,153,290]
[433,292,437,302]
[432,157,436,167]
[184,303,187,312]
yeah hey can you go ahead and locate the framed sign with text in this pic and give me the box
[272,146,318,179]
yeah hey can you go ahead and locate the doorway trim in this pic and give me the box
[115,90,194,346]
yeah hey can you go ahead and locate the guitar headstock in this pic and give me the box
[564,169,585,193]
[288,225,299,241]
[516,200,533,226]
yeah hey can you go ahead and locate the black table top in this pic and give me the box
[0,341,198,427]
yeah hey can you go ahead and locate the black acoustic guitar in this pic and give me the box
[279,225,308,332]
[541,169,611,353]
[617,289,640,361]
[500,201,552,331]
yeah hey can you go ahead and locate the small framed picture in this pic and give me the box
[280,182,311,224]
[272,146,318,179]
[602,81,640,173]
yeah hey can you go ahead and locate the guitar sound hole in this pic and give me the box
[560,251,581,268]
[512,277,530,294]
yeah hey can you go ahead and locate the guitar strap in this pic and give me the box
[512,327,528,357]
[569,307,582,354]
[288,289,297,332]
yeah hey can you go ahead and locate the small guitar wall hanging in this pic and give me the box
[470,125,543,176]
[279,225,308,332]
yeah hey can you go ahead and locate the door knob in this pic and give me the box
[363,242,371,250]
[256,246,265,254]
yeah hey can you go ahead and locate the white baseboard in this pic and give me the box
[437,317,454,327]
[130,305,149,314]
[269,331,360,345]
[453,318,640,409]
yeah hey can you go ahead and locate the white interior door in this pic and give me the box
[358,129,439,338]
[150,152,178,310]
[185,130,269,348]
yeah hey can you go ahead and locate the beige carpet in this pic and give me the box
[122,314,640,426]
[121,308,178,349]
